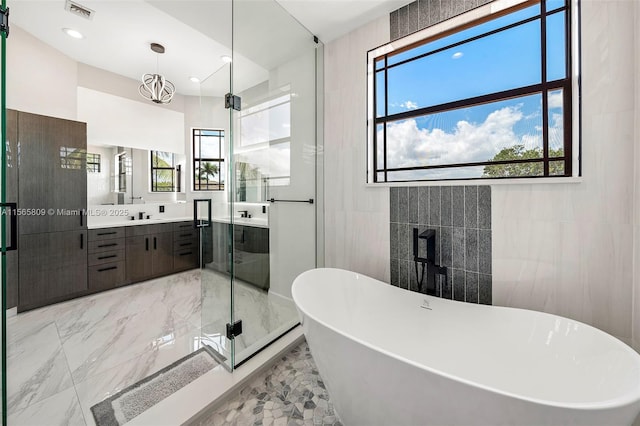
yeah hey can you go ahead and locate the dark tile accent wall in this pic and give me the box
[390,0,494,40]
[390,186,492,305]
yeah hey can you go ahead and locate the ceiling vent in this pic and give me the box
[64,0,94,20]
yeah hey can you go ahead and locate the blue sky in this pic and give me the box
[375,3,567,179]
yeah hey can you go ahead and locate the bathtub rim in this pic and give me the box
[292,267,640,412]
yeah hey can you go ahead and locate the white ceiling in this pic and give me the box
[277,0,408,42]
[10,0,403,97]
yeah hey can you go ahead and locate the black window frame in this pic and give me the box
[86,152,101,173]
[369,0,575,183]
[193,128,225,191]
[150,150,177,192]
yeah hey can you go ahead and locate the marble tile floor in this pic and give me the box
[196,340,341,426]
[6,269,299,425]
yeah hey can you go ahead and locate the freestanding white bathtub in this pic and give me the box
[292,268,640,426]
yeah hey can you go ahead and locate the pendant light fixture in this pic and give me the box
[139,43,175,104]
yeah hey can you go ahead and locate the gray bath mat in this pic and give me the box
[91,346,220,426]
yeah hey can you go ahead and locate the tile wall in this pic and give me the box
[390,186,492,304]
[390,0,493,40]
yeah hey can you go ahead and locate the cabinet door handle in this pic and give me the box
[80,210,83,227]
[180,251,193,256]
[145,237,149,251]
[179,242,192,247]
[154,237,157,250]
[179,233,192,238]
[97,266,117,272]
[80,233,84,249]
[97,231,117,236]
[97,254,117,260]
[97,243,118,248]
[0,202,17,251]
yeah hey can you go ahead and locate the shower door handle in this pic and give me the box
[0,202,17,252]
[193,199,211,229]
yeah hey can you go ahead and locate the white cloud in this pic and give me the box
[400,100,418,110]
[548,91,563,109]
[383,106,536,169]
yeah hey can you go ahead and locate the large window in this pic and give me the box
[151,151,179,192]
[193,129,225,191]
[368,0,574,182]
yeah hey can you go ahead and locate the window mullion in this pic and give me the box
[383,55,388,182]
[540,2,549,176]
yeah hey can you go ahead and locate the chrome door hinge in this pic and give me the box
[226,319,243,339]
[0,6,9,38]
[225,93,241,111]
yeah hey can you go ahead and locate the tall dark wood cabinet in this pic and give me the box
[17,111,87,234]
[6,109,18,308]
[11,110,88,312]
[18,231,87,309]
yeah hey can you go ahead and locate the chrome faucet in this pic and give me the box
[238,210,250,218]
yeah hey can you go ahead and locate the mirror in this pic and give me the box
[87,144,186,205]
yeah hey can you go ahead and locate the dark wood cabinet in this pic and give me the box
[173,222,199,272]
[11,110,88,312]
[125,223,174,283]
[88,227,126,292]
[208,221,231,274]
[18,230,88,310]
[152,231,174,276]
[6,109,18,308]
[17,111,87,235]
[208,222,269,290]
[234,225,270,291]
[125,235,153,283]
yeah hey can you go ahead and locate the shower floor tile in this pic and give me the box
[6,269,299,425]
[196,340,342,426]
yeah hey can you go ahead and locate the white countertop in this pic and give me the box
[87,216,268,229]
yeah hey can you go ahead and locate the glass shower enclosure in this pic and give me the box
[198,0,321,369]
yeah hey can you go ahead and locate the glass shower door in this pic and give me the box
[230,0,319,366]
[195,56,236,371]
[1,0,9,421]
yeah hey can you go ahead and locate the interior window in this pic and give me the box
[193,129,225,191]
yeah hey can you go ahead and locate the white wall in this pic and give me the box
[7,26,77,120]
[324,1,639,345]
[324,16,391,283]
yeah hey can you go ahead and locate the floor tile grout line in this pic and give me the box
[53,320,89,426]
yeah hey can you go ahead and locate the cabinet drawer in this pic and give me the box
[88,228,125,241]
[88,261,126,291]
[173,238,198,251]
[174,248,199,272]
[88,249,125,266]
[173,229,198,241]
[173,221,195,232]
[126,223,174,237]
[88,238,126,253]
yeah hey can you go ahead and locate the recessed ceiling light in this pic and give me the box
[221,55,232,64]
[62,28,84,39]
[189,76,201,83]
[452,52,463,59]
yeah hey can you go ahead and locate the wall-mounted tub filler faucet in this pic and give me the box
[413,228,448,296]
